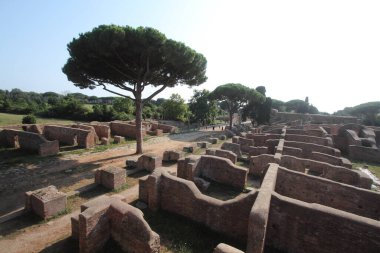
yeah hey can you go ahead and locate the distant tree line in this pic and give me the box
[0,87,329,126]
[334,101,380,126]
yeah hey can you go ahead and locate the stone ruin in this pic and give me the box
[71,195,159,253]
[25,185,67,219]
[95,166,126,190]
[134,122,380,253]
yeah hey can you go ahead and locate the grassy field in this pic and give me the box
[0,113,76,126]
[352,161,380,178]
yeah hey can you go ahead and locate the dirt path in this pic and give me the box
[0,130,220,216]
[0,130,223,253]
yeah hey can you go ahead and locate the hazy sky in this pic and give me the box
[1,0,379,113]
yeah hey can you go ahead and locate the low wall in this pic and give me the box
[178,155,247,189]
[310,151,351,169]
[249,134,281,147]
[206,149,237,164]
[279,155,371,188]
[275,167,379,219]
[87,123,111,139]
[284,140,340,158]
[140,170,258,240]
[44,125,95,148]
[0,129,59,156]
[246,163,278,253]
[72,124,98,143]
[76,195,159,253]
[110,121,146,139]
[349,145,380,163]
[266,192,380,253]
[151,122,177,133]
[284,134,330,146]
[249,154,277,176]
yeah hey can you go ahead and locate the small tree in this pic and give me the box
[63,25,207,153]
[210,83,265,129]
[161,94,190,122]
[22,114,36,124]
[189,89,218,125]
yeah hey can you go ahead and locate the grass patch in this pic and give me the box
[352,161,380,178]
[0,112,76,126]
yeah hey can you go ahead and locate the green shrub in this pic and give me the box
[22,114,37,124]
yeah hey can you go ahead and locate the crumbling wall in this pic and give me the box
[44,125,95,148]
[141,170,258,240]
[275,167,379,219]
[284,140,340,157]
[310,151,351,168]
[348,145,380,163]
[266,192,380,253]
[151,122,177,133]
[206,149,237,164]
[284,134,330,146]
[72,124,98,143]
[249,154,276,176]
[249,134,281,147]
[178,155,247,189]
[75,195,159,253]
[86,123,111,139]
[110,121,146,139]
[0,129,59,156]
[279,155,369,187]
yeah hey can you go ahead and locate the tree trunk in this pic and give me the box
[229,111,233,130]
[135,91,143,154]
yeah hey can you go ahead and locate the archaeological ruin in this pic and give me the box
[1,114,380,253]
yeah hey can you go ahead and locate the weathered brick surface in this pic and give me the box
[197,141,211,148]
[267,192,380,253]
[75,195,159,253]
[113,135,123,144]
[221,142,242,158]
[44,125,95,148]
[275,167,379,219]
[87,123,111,139]
[137,154,162,172]
[249,154,276,176]
[0,129,59,156]
[178,155,247,189]
[310,151,352,169]
[206,148,237,164]
[110,121,146,139]
[141,170,258,240]
[162,150,183,162]
[209,138,218,144]
[284,134,330,146]
[25,185,67,219]
[248,146,268,156]
[284,140,340,158]
[95,167,126,190]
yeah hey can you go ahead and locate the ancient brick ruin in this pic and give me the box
[95,166,127,190]
[137,122,380,253]
[25,185,67,219]
[71,195,160,253]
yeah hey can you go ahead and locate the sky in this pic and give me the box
[1,0,380,113]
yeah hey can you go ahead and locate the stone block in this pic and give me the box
[137,153,162,172]
[209,138,218,144]
[197,142,211,148]
[25,185,67,219]
[100,137,109,145]
[95,166,126,190]
[221,142,242,157]
[219,135,227,140]
[113,135,123,144]
[162,150,184,162]
[126,159,138,169]
[183,144,196,153]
